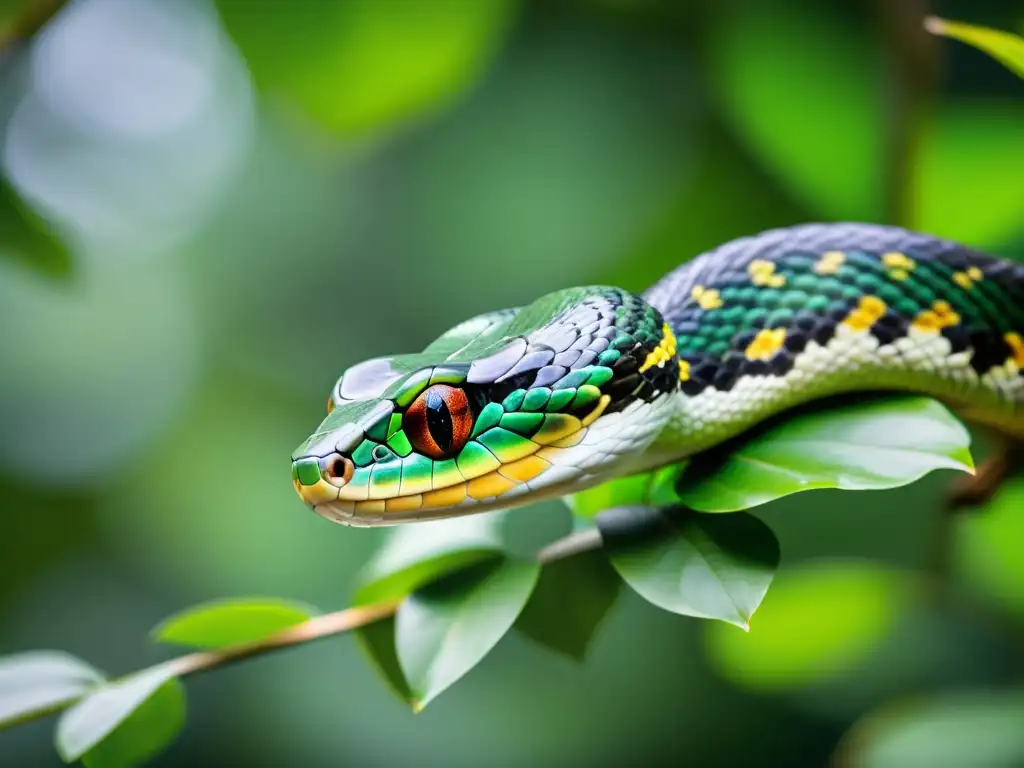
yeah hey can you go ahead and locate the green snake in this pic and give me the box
[291,223,1024,526]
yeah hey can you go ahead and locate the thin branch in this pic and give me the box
[0,0,68,59]
[876,0,939,227]
[5,523,609,726]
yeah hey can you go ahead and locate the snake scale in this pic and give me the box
[291,222,1024,526]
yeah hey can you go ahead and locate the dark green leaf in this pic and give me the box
[925,16,1024,79]
[354,513,506,605]
[703,561,905,691]
[215,0,516,135]
[514,550,621,661]
[56,664,183,766]
[354,614,414,705]
[0,177,71,278]
[152,597,318,649]
[396,557,540,711]
[678,397,974,513]
[598,507,779,629]
[839,690,1024,767]
[0,652,103,729]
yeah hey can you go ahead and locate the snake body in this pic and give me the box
[292,223,1024,526]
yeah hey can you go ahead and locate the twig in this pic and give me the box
[876,0,939,227]
[6,523,608,725]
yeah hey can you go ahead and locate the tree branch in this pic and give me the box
[877,0,939,227]
[5,523,609,725]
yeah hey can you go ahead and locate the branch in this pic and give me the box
[0,0,68,60]
[876,0,939,227]
[7,523,608,724]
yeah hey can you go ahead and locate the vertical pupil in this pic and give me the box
[424,391,453,453]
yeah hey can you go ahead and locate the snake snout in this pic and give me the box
[291,453,354,507]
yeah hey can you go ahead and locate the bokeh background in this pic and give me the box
[2,0,1024,765]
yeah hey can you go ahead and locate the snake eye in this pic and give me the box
[323,453,354,487]
[405,384,473,460]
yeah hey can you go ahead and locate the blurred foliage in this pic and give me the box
[0,0,1023,766]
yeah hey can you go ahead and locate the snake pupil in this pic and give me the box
[425,390,453,453]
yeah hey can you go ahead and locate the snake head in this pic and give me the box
[291,287,681,526]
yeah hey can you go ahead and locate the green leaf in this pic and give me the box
[0,652,103,729]
[514,550,621,661]
[354,615,414,705]
[152,597,318,649]
[396,557,540,711]
[925,16,1024,79]
[839,690,1024,767]
[598,507,779,629]
[707,0,883,220]
[0,177,71,278]
[564,463,687,519]
[703,561,906,692]
[915,102,1024,247]
[56,664,185,767]
[215,0,516,136]
[678,397,974,513]
[354,513,506,605]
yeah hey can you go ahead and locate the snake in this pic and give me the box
[291,222,1024,527]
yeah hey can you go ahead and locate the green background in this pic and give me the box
[2,0,1024,765]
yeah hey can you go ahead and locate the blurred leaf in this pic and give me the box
[0,177,70,278]
[354,513,507,605]
[704,561,905,692]
[56,665,184,766]
[956,478,1024,617]
[707,0,882,220]
[215,0,516,135]
[678,397,974,513]
[0,651,103,729]
[354,614,414,705]
[915,101,1024,247]
[925,16,1024,79]
[151,597,318,649]
[565,463,686,520]
[839,690,1024,767]
[514,550,621,661]
[396,558,539,711]
[598,507,779,630]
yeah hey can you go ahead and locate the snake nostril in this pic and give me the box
[323,453,355,487]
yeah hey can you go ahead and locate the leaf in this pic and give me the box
[0,652,103,729]
[152,597,318,649]
[678,396,974,513]
[925,16,1024,79]
[354,512,506,605]
[215,0,516,136]
[514,550,621,661]
[564,463,687,520]
[0,176,71,278]
[707,0,883,220]
[354,615,414,705]
[703,561,905,692]
[395,557,540,711]
[56,664,184,767]
[598,506,779,629]
[838,690,1024,767]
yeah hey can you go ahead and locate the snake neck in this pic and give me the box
[637,222,1024,461]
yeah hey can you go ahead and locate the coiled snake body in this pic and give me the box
[292,223,1024,526]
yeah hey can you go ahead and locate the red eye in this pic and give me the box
[405,385,473,460]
